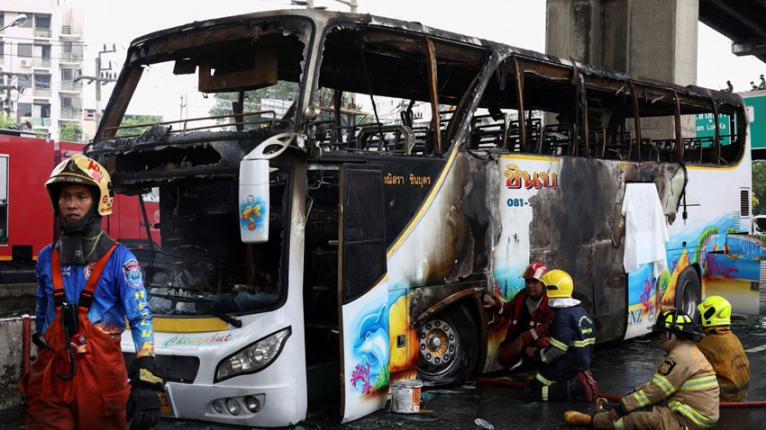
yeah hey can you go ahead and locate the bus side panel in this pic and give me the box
[340,279,390,422]
[625,263,659,339]
[663,159,761,314]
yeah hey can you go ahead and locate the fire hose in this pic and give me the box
[476,377,766,408]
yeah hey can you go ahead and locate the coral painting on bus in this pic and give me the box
[626,212,766,336]
[348,303,390,395]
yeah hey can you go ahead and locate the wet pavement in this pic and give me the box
[2,315,766,430]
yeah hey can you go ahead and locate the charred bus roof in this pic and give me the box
[91,9,746,185]
[106,8,743,117]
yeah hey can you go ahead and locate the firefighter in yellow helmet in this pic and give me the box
[697,295,750,401]
[568,309,719,429]
[20,155,163,429]
[523,269,598,402]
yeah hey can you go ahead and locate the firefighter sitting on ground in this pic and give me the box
[522,269,598,402]
[20,155,164,430]
[565,309,719,430]
[482,262,555,370]
[697,295,750,402]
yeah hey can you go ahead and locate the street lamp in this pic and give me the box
[0,14,28,32]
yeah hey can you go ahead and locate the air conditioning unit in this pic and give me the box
[19,59,30,67]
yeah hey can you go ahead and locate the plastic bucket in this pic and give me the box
[390,379,423,414]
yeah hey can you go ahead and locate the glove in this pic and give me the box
[127,356,164,430]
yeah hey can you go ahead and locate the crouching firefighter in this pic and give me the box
[523,269,598,402]
[19,154,164,430]
[565,309,719,429]
[482,261,555,370]
[697,295,750,402]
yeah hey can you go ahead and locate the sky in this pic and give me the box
[66,0,766,120]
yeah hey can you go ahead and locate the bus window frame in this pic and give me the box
[466,50,747,166]
[95,16,317,142]
[310,20,492,155]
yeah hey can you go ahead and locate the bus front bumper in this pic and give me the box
[164,381,304,427]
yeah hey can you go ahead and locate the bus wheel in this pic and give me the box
[417,305,478,386]
[675,267,701,319]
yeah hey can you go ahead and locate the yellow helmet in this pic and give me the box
[540,269,574,298]
[46,154,113,216]
[697,295,732,327]
[655,309,701,339]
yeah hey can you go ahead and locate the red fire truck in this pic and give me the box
[0,130,159,283]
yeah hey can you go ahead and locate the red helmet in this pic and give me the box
[522,262,548,281]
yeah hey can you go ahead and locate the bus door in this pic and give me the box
[338,164,390,422]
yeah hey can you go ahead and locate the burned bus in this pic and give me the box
[87,9,759,426]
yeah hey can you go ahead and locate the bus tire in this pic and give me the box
[417,305,478,386]
[675,267,701,319]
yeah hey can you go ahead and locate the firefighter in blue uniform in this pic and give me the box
[523,269,598,402]
[21,154,163,429]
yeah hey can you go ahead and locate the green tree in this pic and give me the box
[116,115,164,137]
[753,160,766,215]
[0,114,14,128]
[754,160,766,215]
[208,81,298,118]
[59,123,83,142]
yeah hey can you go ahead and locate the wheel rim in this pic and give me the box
[418,318,459,375]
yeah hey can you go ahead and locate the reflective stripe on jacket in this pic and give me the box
[698,327,750,402]
[621,341,719,429]
[538,305,595,381]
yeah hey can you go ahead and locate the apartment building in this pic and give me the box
[0,0,84,140]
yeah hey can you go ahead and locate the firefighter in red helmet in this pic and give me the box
[483,261,556,370]
[20,154,163,429]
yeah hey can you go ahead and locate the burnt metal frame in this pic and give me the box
[95,9,748,166]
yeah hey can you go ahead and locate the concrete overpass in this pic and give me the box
[546,0,766,87]
[699,0,766,64]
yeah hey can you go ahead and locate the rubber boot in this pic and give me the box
[564,410,593,426]
[595,397,609,412]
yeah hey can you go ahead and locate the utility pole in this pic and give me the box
[76,43,118,126]
[179,94,187,123]
[0,72,30,120]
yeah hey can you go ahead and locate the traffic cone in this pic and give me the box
[564,410,593,426]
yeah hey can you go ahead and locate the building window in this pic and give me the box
[35,14,50,29]
[34,44,50,59]
[17,103,31,118]
[34,74,50,89]
[0,42,4,57]
[61,68,75,81]
[17,43,32,57]
[0,155,7,245]
[34,103,50,117]
[0,13,5,28]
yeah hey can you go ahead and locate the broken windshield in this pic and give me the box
[122,169,291,317]
[100,18,311,139]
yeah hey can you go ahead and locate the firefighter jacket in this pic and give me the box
[537,304,595,382]
[35,243,155,357]
[500,290,555,347]
[698,326,750,402]
[620,341,719,429]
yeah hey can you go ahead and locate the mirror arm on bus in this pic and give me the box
[239,133,299,243]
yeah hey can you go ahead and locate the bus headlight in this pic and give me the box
[215,327,291,382]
